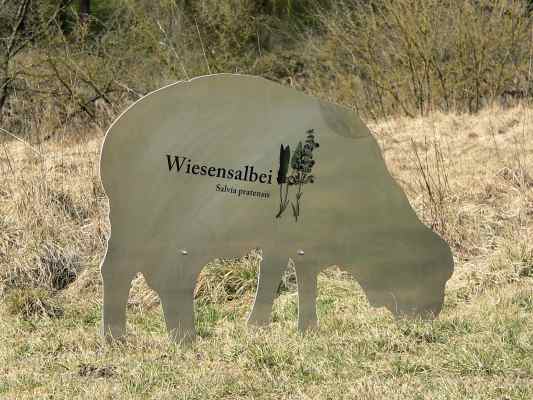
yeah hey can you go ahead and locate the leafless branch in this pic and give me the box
[0,126,42,156]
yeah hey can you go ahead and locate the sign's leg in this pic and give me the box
[155,253,201,345]
[295,262,320,332]
[247,256,288,326]
[160,287,196,345]
[101,251,135,341]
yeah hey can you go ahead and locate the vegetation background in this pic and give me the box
[1,0,532,398]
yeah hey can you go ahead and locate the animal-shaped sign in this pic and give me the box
[99,74,454,343]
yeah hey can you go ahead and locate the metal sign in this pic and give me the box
[99,74,454,343]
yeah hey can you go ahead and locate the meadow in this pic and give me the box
[1,104,532,399]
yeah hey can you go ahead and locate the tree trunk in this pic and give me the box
[58,0,71,33]
[79,0,90,23]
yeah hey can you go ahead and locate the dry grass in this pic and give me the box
[0,103,532,398]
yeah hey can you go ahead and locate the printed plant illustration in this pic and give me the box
[275,129,319,221]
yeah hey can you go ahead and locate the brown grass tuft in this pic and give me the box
[194,250,262,305]
[4,288,63,319]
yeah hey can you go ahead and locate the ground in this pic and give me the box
[0,104,532,399]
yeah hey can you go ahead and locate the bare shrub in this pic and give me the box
[0,0,315,141]
[316,0,532,118]
[2,0,532,141]
[410,137,451,236]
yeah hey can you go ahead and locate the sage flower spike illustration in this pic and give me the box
[291,142,304,170]
[275,128,319,221]
[277,144,291,184]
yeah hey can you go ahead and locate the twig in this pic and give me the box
[6,0,31,57]
[2,143,14,175]
[292,175,304,222]
[114,80,144,99]
[156,21,190,79]
[46,58,95,119]
[276,183,290,218]
[0,127,42,156]
[194,17,212,74]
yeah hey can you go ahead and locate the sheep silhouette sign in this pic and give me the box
[99,74,454,343]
